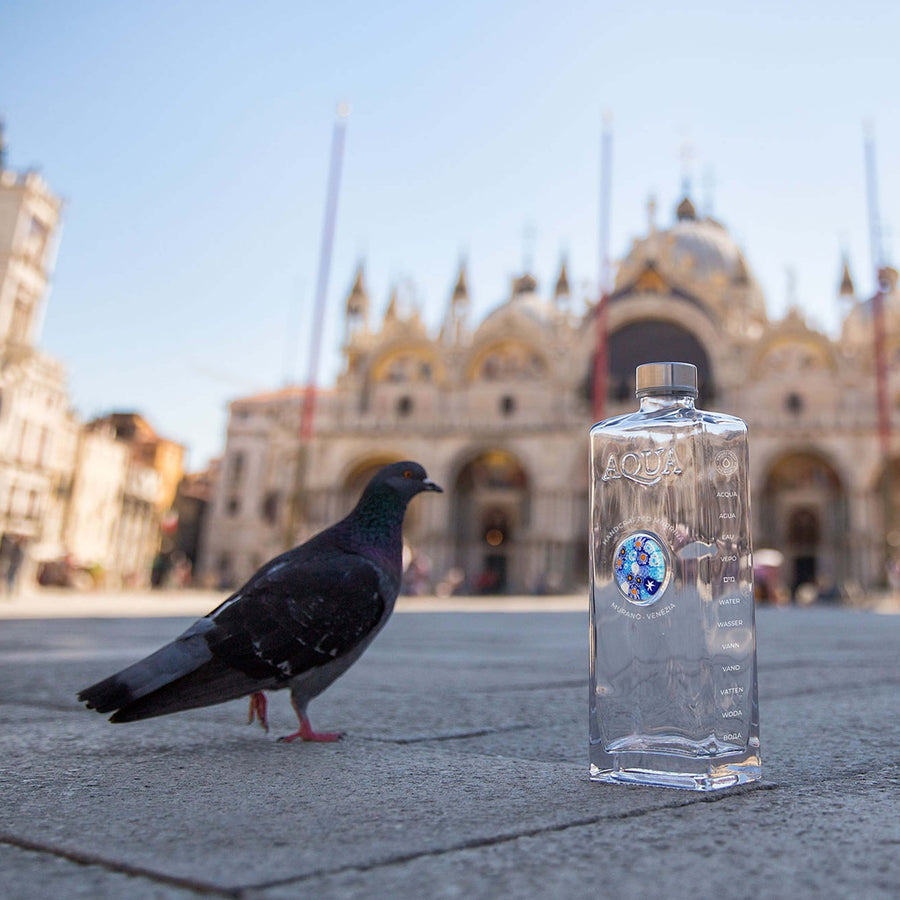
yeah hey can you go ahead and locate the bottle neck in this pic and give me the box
[639,393,697,412]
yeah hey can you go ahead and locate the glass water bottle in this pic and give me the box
[589,362,761,790]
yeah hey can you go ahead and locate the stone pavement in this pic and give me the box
[0,591,897,899]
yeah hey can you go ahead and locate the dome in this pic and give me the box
[479,272,560,331]
[613,197,767,325]
[665,218,749,284]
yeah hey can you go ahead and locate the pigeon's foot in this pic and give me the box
[277,701,343,743]
[247,692,269,733]
[276,716,344,743]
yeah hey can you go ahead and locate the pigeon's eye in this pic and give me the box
[403,470,413,478]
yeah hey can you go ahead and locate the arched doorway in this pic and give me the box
[453,450,529,594]
[873,457,900,587]
[761,452,846,599]
[586,320,714,407]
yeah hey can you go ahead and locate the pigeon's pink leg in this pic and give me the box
[277,697,343,743]
[247,692,269,733]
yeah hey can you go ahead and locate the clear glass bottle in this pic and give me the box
[589,362,761,790]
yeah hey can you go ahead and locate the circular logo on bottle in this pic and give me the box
[715,449,739,477]
[613,532,669,606]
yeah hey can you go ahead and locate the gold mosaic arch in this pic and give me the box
[751,336,838,378]
[465,339,549,382]
[633,265,670,294]
[451,448,530,491]
[763,449,844,490]
[370,345,444,384]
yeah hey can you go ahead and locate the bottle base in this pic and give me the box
[590,753,761,791]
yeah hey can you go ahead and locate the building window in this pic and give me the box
[397,396,413,417]
[261,491,279,525]
[228,452,245,486]
[785,393,804,415]
[226,497,240,516]
[500,395,516,416]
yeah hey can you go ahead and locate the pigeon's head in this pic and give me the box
[369,461,443,503]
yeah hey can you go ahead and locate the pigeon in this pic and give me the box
[78,461,443,742]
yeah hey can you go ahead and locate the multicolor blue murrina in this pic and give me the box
[613,532,668,605]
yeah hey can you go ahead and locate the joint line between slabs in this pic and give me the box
[239,783,779,892]
[363,723,533,745]
[0,833,237,898]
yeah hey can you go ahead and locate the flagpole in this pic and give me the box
[593,112,613,422]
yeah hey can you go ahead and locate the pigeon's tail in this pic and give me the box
[107,658,263,722]
[78,631,216,715]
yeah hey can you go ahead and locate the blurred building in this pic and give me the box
[89,413,185,513]
[171,459,219,583]
[0,129,75,585]
[0,130,180,589]
[200,197,899,598]
[81,413,183,586]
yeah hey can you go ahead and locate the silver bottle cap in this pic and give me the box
[635,362,698,397]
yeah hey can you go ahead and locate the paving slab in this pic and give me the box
[0,604,897,898]
[0,843,198,900]
[259,776,892,900]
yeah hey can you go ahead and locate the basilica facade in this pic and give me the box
[200,197,899,599]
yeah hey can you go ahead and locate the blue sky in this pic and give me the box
[2,1,899,468]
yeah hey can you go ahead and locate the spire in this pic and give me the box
[839,256,855,297]
[384,285,399,324]
[345,264,369,336]
[344,263,369,339]
[452,261,468,303]
[347,263,367,307]
[676,195,696,221]
[554,258,571,304]
[441,261,470,345]
[512,272,537,295]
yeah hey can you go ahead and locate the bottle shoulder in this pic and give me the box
[590,405,747,435]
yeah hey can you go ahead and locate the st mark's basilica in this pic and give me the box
[200,195,900,599]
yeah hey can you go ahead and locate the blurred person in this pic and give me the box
[150,552,171,589]
[435,566,465,597]
[169,551,192,588]
[403,551,432,595]
[4,536,23,596]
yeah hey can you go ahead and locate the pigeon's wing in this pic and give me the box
[201,550,389,683]
[78,618,216,715]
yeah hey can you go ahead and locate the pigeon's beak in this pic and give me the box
[422,478,443,493]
